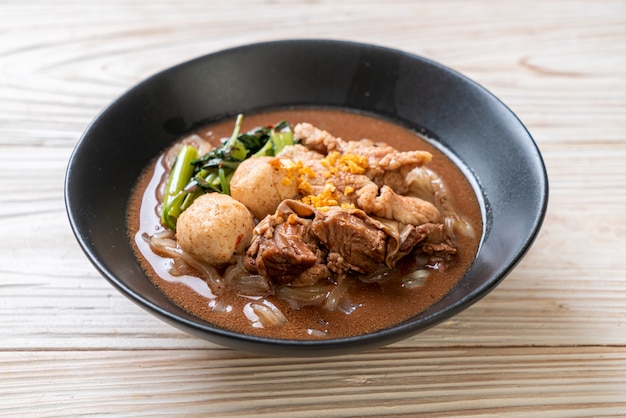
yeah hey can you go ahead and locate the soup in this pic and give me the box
[127,108,482,340]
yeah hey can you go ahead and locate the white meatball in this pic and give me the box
[230,156,299,219]
[176,193,254,266]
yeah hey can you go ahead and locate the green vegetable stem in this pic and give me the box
[161,144,199,231]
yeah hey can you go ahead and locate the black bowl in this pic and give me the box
[65,40,548,356]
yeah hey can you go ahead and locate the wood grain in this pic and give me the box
[1,348,625,417]
[0,0,625,416]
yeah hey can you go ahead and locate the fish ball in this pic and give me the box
[230,156,299,219]
[176,193,254,265]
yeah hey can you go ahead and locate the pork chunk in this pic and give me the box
[245,201,331,287]
[360,185,442,225]
[312,208,387,274]
[294,122,432,188]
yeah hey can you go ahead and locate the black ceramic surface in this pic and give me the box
[65,39,548,356]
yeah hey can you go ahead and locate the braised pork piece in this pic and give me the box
[128,108,482,340]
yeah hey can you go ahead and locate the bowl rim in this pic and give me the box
[66,39,549,355]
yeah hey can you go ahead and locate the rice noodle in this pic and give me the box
[323,278,351,312]
[148,229,176,246]
[408,166,475,242]
[177,255,223,293]
[168,257,191,276]
[244,299,288,328]
[402,269,430,289]
[405,167,436,203]
[338,297,361,315]
[235,275,271,297]
[220,256,271,297]
[143,231,225,293]
[208,299,233,313]
[276,282,331,310]
[444,214,476,240]
[307,328,329,337]
[222,256,247,286]
[358,268,392,284]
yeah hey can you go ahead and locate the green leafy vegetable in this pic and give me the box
[191,114,293,194]
[160,114,294,230]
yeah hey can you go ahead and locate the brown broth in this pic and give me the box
[127,108,482,340]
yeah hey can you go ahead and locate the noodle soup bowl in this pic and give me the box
[65,40,548,356]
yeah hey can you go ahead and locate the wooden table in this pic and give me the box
[1,1,625,416]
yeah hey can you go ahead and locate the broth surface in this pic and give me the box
[128,108,482,340]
